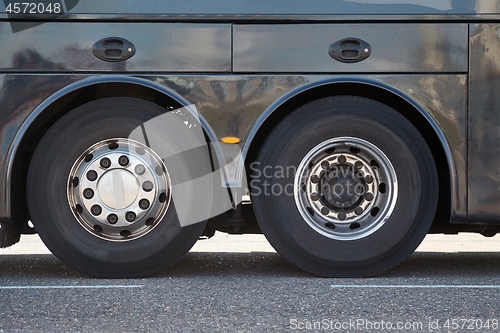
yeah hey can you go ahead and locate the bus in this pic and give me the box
[0,0,498,278]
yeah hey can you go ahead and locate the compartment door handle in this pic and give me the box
[92,37,136,62]
[328,38,371,63]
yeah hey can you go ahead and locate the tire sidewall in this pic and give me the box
[252,97,438,274]
[28,98,210,277]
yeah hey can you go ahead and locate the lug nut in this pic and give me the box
[142,181,154,192]
[84,154,93,162]
[310,192,320,201]
[107,214,118,224]
[108,142,119,150]
[365,193,374,201]
[355,207,364,215]
[338,212,347,221]
[320,207,329,215]
[139,199,150,210]
[90,205,102,216]
[118,155,129,167]
[355,184,365,195]
[311,175,320,183]
[100,158,111,169]
[322,185,330,195]
[125,211,136,222]
[365,175,374,184]
[135,164,146,175]
[337,155,346,164]
[86,170,98,181]
[83,188,94,199]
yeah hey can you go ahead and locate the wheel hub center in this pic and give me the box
[97,169,139,210]
[294,137,397,241]
[321,164,365,209]
[326,176,357,202]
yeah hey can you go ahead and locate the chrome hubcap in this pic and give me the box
[97,170,139,210]
[294,137,398,240]
[68,138,170,241]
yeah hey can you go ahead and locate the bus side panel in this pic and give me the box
[234,24,467,73]
[0,74,467,222]
[468,24,500,224]
[0,22,231,72]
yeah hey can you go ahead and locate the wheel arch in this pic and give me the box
[9,76,223,232]
[244,78,455,225]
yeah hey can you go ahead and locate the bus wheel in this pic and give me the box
[251,96,438,277]
[27,98,210,278]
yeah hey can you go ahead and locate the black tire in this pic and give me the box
[27,98,211,278]
[251,96,438,277]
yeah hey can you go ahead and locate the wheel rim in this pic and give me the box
[294,137,398,240]
[67,138,171,241]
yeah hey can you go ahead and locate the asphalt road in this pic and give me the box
[1,233,500,333]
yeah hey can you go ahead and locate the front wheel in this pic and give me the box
[27,98,210,278]
[251,96,438,277]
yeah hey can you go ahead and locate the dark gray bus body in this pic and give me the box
[1,0,500,277]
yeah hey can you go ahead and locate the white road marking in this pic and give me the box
[330,285,500,289]
[0,285,144,290]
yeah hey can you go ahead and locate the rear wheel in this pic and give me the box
[251,96,438,277]
[27,98,210,278]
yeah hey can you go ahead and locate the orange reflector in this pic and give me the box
[220,136,242,144]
